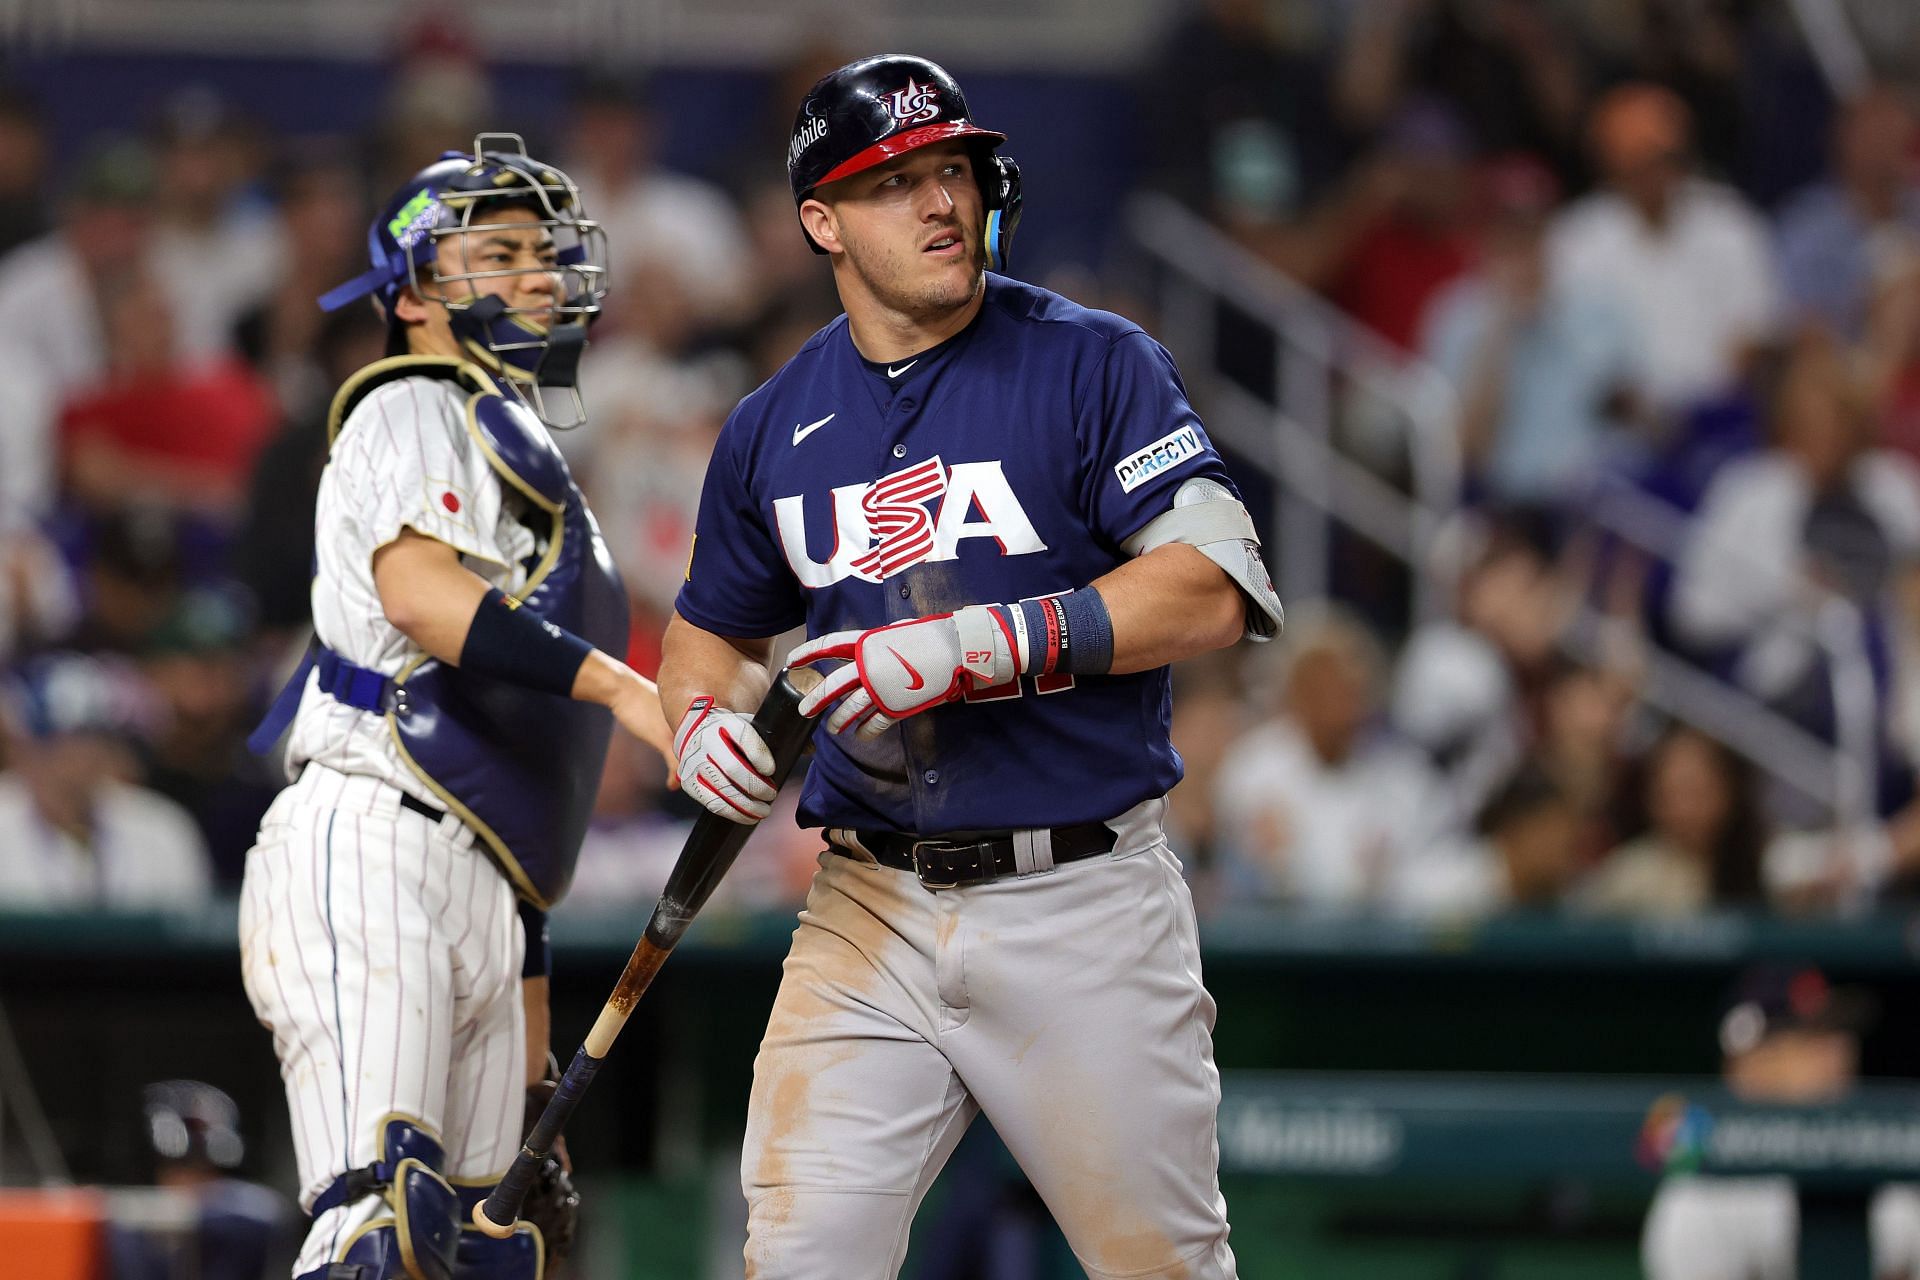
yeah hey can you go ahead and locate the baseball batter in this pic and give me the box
[239,136,671,1280]
[659,55,1281,1280]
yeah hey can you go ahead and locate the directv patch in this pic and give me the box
[1115,425,1205,494]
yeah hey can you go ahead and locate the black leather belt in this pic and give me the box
[296,764,446,824]
[400,792,446,823]
[831,822,1115,889]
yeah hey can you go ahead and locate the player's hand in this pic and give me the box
[788,606,1015,738]
[674,696,777,824]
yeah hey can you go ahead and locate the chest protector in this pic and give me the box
[330,356,628,909]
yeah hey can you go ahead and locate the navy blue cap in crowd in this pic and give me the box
[1718,965,1876,1056]
[318,133,608,431]
[2,652,154,743]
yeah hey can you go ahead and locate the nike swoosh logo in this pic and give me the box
[890,647,926,690]
[887,360,917,379]
[791,413,835,446]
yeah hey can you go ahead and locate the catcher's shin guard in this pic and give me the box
[301,1117,461,1280]
[453,1200,545,1279]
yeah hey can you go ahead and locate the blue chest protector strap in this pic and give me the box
[248,646,395,754]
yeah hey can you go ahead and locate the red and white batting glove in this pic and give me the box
[673,696,777,824]
[788,606,1017,738]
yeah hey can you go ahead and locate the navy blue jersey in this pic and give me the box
[676,274,1238,834]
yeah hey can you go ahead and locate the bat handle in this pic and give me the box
[471,1045,607,1237]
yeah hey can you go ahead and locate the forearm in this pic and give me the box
[1090,543,1245,674]
[375,529,661,720]
[659,611,779,723]
[523,976,550,1088]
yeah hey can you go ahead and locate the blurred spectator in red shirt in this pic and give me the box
[0,137,155,525]
[1326,97,1477,352]
[61,267,279,520]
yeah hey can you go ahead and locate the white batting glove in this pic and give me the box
[788,606,1017,738]
[673,696,777,824]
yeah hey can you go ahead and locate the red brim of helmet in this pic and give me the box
[814,121,1007,189]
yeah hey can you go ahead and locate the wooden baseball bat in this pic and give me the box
[474,665,821,1237]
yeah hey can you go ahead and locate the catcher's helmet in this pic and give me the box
[142,1080,245,1170]
[318,133,608,430]
[788,54,1023,272]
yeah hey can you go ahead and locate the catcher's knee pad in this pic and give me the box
[305,1117,461,1280]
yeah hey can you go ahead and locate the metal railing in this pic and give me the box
[1124,191,1878,835]
[1126,192,1463,625]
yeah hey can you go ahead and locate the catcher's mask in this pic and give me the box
[319,133,609,431]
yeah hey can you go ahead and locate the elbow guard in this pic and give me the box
[1123,478,1283,642]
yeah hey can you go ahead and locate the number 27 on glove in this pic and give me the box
[788,607,1016,739]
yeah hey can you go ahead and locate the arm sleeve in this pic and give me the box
[1074,330,1238,550]
[672,407,806,637]
[334,379,514,568]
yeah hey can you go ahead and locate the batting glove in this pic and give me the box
[674,696,777,824]
[788,605,1016,738]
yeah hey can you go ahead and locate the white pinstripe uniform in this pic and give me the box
[239,374,538,1273]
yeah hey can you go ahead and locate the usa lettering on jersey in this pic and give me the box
[1115,424,1205,494]
[773,456,1047,588]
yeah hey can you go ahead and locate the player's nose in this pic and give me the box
[919,180,956,220]
[519,264,559,304]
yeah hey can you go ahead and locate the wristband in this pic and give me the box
[460,588,594,697]
[993,588,1114,677]
[518,900,552,979]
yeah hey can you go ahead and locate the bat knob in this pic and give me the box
[472,1200,518,1238]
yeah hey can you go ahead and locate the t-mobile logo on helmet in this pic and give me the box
[789,115,829,169]
[883,77,941,127]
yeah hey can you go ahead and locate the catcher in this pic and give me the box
[240,134,671,1279]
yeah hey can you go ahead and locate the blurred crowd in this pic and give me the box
[5,0,1920,927]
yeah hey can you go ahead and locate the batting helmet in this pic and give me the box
[318,133,608,430]
[787,54,1023,272]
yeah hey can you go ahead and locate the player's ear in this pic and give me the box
[390,282,430,325]
[798,198,841,255]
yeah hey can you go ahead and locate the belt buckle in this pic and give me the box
[910,840,962,890]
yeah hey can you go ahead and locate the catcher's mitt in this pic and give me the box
[520,1078,581,1265]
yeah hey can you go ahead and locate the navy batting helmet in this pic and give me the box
[787,54,1023,272]
[318,133,608,430]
